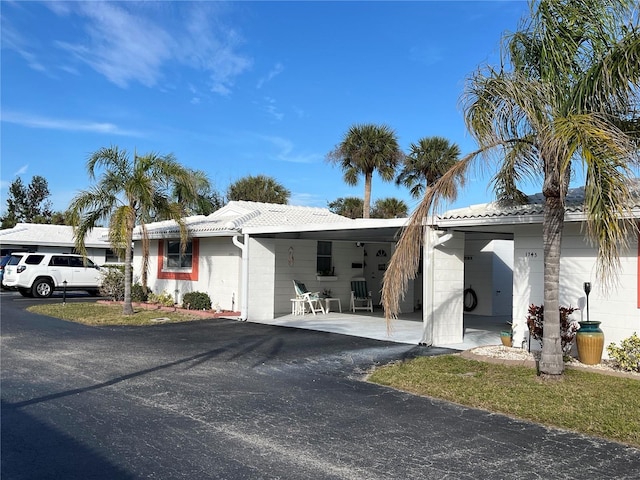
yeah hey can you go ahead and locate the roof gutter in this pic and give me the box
[232,234,248,321]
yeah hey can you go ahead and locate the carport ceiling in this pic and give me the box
[253,226,404,243]
[252,227,513,243]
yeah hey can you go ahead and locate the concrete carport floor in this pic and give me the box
[251,310,510,350]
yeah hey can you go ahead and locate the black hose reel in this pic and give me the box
[463,288,478,312]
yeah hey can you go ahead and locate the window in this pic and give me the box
[105,249,122,264]
[157,239,199,281]
[317,241,332,275]
[166,240,193,269]
[25,255,45,265]
[50,256,71,267]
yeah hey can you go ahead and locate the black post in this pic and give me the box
[62,280,67,305]
[583,282,591,322]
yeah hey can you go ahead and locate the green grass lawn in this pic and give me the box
[369,355,640,448]
[27,302,205,326]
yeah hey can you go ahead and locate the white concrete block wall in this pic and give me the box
[247,238,276,321]
[273,239,365,315]
[491,240,514,316]
[464,239,494,316]
[430,231,465,345]
[513,223,640,355]
[133,238,242,310]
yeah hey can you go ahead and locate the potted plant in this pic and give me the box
[500,326,512,347]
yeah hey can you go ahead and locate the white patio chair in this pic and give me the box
[293,280,326,315]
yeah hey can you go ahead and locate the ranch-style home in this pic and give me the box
[133,188,639,353]
[131,201,419,318]
[427,184,640,351]
[0,223,116,265]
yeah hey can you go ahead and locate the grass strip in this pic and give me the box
[27,302,205,326]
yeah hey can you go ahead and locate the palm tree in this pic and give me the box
[227,174,290,204]
[371,197,408,218]
[396,136,461,199]
[327,197,364,219]
[69,146,203,315]
[327,124,404,218]
[382,0,640,377]
[172,169,223,216]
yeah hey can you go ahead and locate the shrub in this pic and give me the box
[131,283,149,303]
[526,304,579,355]
[182,291,212,310]
[606,333,640,372]
[99,267,125,301]
[147,291,175,307]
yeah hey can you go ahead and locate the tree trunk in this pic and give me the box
[363,172,372,219]
[122,221,134,316]
[539,187,565,375]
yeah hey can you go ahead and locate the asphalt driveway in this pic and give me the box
[2,292,639,479]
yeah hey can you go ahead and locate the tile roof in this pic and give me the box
[0,223,110,248]
[136,201,354,238]
[439,180,640,224]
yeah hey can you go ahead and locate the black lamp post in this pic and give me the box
[62,280,67,305]
[583,282,591,322]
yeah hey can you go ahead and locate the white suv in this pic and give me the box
[2,252,102,298]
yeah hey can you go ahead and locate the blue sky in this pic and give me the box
[1,0,532,217]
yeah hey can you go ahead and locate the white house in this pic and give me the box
[0,223,115,265]
[132,201,417,319]
[425,184,640,353]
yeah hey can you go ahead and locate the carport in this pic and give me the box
[250,310,507,350]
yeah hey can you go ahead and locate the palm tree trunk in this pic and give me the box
[539,193,565,375]
[122,222,134,315]
[363,172,372,218]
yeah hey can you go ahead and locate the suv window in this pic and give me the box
[50,256,71,267]
[25,255,45,265]
[8,254,25,266]
[70,257,96,267]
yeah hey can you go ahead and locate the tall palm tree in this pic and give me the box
[396,136,461,199]
[327,124,404,218]
[371,197,409,219]
[69,146,203,315]
[227,174,290,204]
[382,0,640,377]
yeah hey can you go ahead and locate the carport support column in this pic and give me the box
[422,229,465,346]
[232,234,249,321]
[421,229,438,346]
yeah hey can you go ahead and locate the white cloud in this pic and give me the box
[289,192,327,208]
[257,134,323,164]
[263,97,284,121]
[2,111,143,137]
[13,165,28,176]
[57,2,174,88]
[21,2,254,95]
[257,62,284,89]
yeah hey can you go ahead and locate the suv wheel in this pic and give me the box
[32,278,54,298]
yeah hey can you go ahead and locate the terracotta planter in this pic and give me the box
[576,321,604,365]
[500,331,512,347]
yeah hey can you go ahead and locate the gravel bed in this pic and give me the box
[468,345,640,379]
